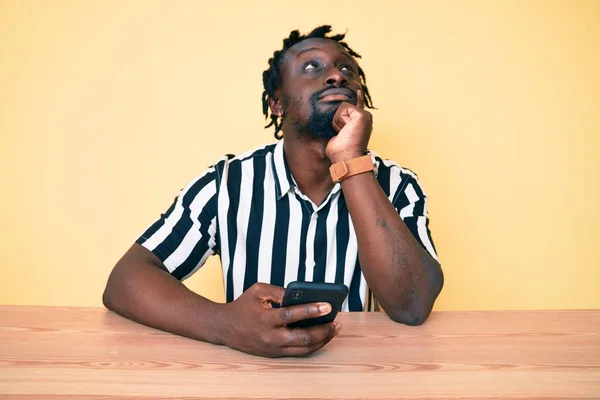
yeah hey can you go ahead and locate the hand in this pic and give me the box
[220,283,342,357]
[326,89,373,163]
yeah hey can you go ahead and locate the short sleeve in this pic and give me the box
[390,170,439,263]
[136,164,221,280]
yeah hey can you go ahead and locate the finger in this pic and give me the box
[251,282,285,306]
[332,103,352,133]
[279,340,331,357]
[275,302,332,325]
[332,111,344,132]
[332,114,343,133]
[281,322,340,347]
[357,89,365,109]
[278,326,339,356]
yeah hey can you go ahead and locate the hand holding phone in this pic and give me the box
[221,283,341,357]
[282,281,349,328]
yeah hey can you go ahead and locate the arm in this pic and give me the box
[337,172,443,325]
[327,91,444,325]
[104,162,339,356]
[103,243,226,344]
[103,244,340,357]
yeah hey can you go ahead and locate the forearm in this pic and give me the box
[103,244,229,345]
[340,172,443,324]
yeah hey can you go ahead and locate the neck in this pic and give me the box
[282,129,335,206]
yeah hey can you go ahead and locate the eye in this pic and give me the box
[303,61,320,71]
[340,65,354,74]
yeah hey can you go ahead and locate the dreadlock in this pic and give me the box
[262,25,374,140]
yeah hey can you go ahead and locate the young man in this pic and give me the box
[103,26,443,358]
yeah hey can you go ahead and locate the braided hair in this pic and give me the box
[262,25,374,139]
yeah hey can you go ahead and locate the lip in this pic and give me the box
[320,94,352,102]
[318,88,355,101]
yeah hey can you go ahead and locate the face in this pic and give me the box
[274,38,362,140]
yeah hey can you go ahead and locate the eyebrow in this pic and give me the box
[295,47,357,66]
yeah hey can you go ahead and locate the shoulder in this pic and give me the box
[369,150,428,201]
[177,143,277,203]
[208,142,278,182]
[215,143,278,166]
[370,150,418,180]
[370,150,420,182]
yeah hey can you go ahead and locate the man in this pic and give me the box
[103,25,444,358]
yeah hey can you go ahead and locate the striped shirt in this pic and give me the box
[137,140,438,312]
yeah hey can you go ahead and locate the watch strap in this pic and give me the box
[329,155,375,183]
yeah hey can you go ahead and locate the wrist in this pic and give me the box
[329,153,376,183]
[328,149,366,164]
[199,301,234,346]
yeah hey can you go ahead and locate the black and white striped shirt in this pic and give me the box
[137,140,438,312]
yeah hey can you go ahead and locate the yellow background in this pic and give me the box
[1,0,599,310]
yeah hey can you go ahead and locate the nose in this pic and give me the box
[324,67,347,87]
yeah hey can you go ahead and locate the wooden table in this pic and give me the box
[1,307,599,399]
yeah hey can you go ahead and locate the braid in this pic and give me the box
[262,25,374,140]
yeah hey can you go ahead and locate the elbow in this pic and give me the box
[387,308,430,326]
[102,285,113,310]
[431,262,444,299]
[102,264,124,312]
[102,277,115,311]
[388,263,444,326]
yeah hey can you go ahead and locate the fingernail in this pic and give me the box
[319,303,331,313]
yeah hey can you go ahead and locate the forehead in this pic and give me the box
[281,38,354,64]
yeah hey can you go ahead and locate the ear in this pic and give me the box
[269,90,283,117]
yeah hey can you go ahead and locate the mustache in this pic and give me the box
[312,86,357,102]
[310,86,358,107]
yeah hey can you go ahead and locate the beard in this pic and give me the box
[282,88,356,140]
[303,91,339,140]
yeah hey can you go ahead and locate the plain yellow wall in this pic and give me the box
[1,0,599,310]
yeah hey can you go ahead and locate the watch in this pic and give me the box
[329,154,375,183]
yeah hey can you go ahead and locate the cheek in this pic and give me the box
[282,94,304,111]
[282,89,313,118]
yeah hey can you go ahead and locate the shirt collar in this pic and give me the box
[270,140,380,201]
[271,139,297,200]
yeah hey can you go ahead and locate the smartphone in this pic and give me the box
[281,281,349,328]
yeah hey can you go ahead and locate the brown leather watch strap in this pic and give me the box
[329,155,375,183]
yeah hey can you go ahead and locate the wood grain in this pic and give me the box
[0,307,599,399]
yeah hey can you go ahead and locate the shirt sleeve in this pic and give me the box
[390,169,440,263]
[136,163,221,280]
